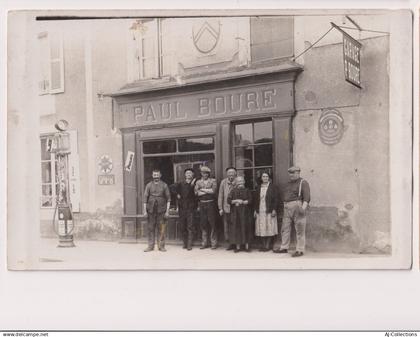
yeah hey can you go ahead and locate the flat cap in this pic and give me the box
[200,166,211,173]
[288,166,301,173]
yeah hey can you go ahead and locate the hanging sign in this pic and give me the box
[331,23,362,89]
[343,31,362,88]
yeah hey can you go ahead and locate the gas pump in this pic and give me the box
[51,119,75,248]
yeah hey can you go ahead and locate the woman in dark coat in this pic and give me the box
[227,176,253,252]
[254,172,279,252]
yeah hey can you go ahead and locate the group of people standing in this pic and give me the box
[143,165,310,257]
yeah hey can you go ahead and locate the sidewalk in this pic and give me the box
[33,238,391,270]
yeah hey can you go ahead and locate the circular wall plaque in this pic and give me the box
[318,109,345,145]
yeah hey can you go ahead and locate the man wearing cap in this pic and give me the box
[175,168,197,251]
[218,167,237,250]
[143,169,171,252]
[195,166,218,249]
[277,166,310,257]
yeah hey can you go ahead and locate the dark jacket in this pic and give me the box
[254,183,279,214]
[175,179,197,211]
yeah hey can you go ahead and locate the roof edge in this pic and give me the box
[106,61,303,98]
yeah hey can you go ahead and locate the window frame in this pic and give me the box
[49,32,65,94]
[139,19,159,79]
[135,18,171,80]
[40,134,58,209]
[37,31,50,95]
[232,118,274,189]
[37,31,65,95]
[141,136,216,183]
[141,135,216,210]
[142,136,216,157]
[158,18,172,77]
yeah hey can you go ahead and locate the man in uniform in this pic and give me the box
[195,166,218,249]
[277,166,310,257]
[175,168,197,251]
[143,169,171,252]
[218,167,237,250]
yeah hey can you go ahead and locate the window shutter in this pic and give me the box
[128,22,141,82]
[140,19,158,79]
[68,130,80,212]
[38,32,50,95]
[49,33,65,93]
[159,18,173,76]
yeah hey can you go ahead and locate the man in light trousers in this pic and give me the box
[278,166,310,257]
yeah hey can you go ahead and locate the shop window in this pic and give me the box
[129,19,172,80]
[38,31,65,95]
[178,137,214,152]
[143,139,176,154]
[233,120,273,189]
[142,137,215,208]
[250,16,294,63]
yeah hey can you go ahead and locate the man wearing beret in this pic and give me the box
[195,166,218,249]
[277,166,311,257]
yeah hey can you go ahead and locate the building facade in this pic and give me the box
[37,14,396,253]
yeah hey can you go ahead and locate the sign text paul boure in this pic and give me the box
[343,32,362,88]
[134,89,276,124]
[119,83,293,127]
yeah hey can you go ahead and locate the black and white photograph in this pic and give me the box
[7,9,412,270]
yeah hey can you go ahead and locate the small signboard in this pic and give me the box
[125,151,135,172]
[342,30,362,88]
[98,174,115,185]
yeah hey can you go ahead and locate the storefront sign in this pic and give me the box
[342,30,361,88]
[98,174,115,185]
[118,82,293,128]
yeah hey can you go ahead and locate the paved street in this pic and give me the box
[33,238,388,270]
